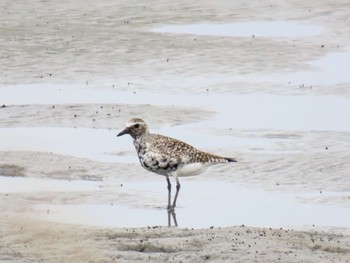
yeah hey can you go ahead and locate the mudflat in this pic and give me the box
[1,0,350,262]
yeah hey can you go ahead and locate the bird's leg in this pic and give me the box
[167,209,178,227]
[167,209,171,227]
[166,176,172,210]
[171,210,178,227]
[171,176,181,209]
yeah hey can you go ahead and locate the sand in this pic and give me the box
[1,215,350,263]
[1,0,350,262]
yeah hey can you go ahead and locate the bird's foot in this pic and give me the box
[167,204,176,211]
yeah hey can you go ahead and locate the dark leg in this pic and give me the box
[166,176,171,209]
[167,209,171,227]
[171,176,181,209]
[167,209,178,227]
[171,210,178,227]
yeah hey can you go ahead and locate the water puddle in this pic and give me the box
[0,176,100,193]
[2,85,350,131]
[152,21,323,38]
[0,127,120,162]
[34,181,350,229]
[255,49,350,86]
[295,49,350,85]
[0,127,271,163]
[152,22,349,85]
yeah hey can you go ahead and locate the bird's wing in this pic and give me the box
[148,134,199,162]
[148,134,233,163]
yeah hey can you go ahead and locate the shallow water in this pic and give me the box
[256,49,350,86]
[0,127,121,162]
[33,180,350,229]
[0,176,100,193]
[152,21,323,38]
[6,175,348,229]
[8,83,350,164]
[2,84,350,131]
[151,21,350,85]
[0,127,273,163]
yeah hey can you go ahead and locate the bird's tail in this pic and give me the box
[205,153,237,163]
[224,157,237,162]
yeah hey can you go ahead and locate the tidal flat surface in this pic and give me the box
[1,1,350,262]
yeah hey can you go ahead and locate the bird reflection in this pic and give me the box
[167,209,178,227]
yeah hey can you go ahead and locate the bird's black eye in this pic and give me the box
[134,124,140,128]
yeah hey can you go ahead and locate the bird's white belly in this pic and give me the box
[175,163,209,177]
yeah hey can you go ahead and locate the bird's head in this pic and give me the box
[117,118,149,139]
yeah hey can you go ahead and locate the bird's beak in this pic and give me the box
[117,127,129,137]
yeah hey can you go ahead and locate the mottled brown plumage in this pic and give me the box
[117,118,236,210]
[149,134,235,164]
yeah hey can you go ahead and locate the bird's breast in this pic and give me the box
[138,152,180,176]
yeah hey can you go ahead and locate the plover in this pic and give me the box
[117,118,236,210]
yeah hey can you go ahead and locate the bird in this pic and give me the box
[117,118,236,210]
